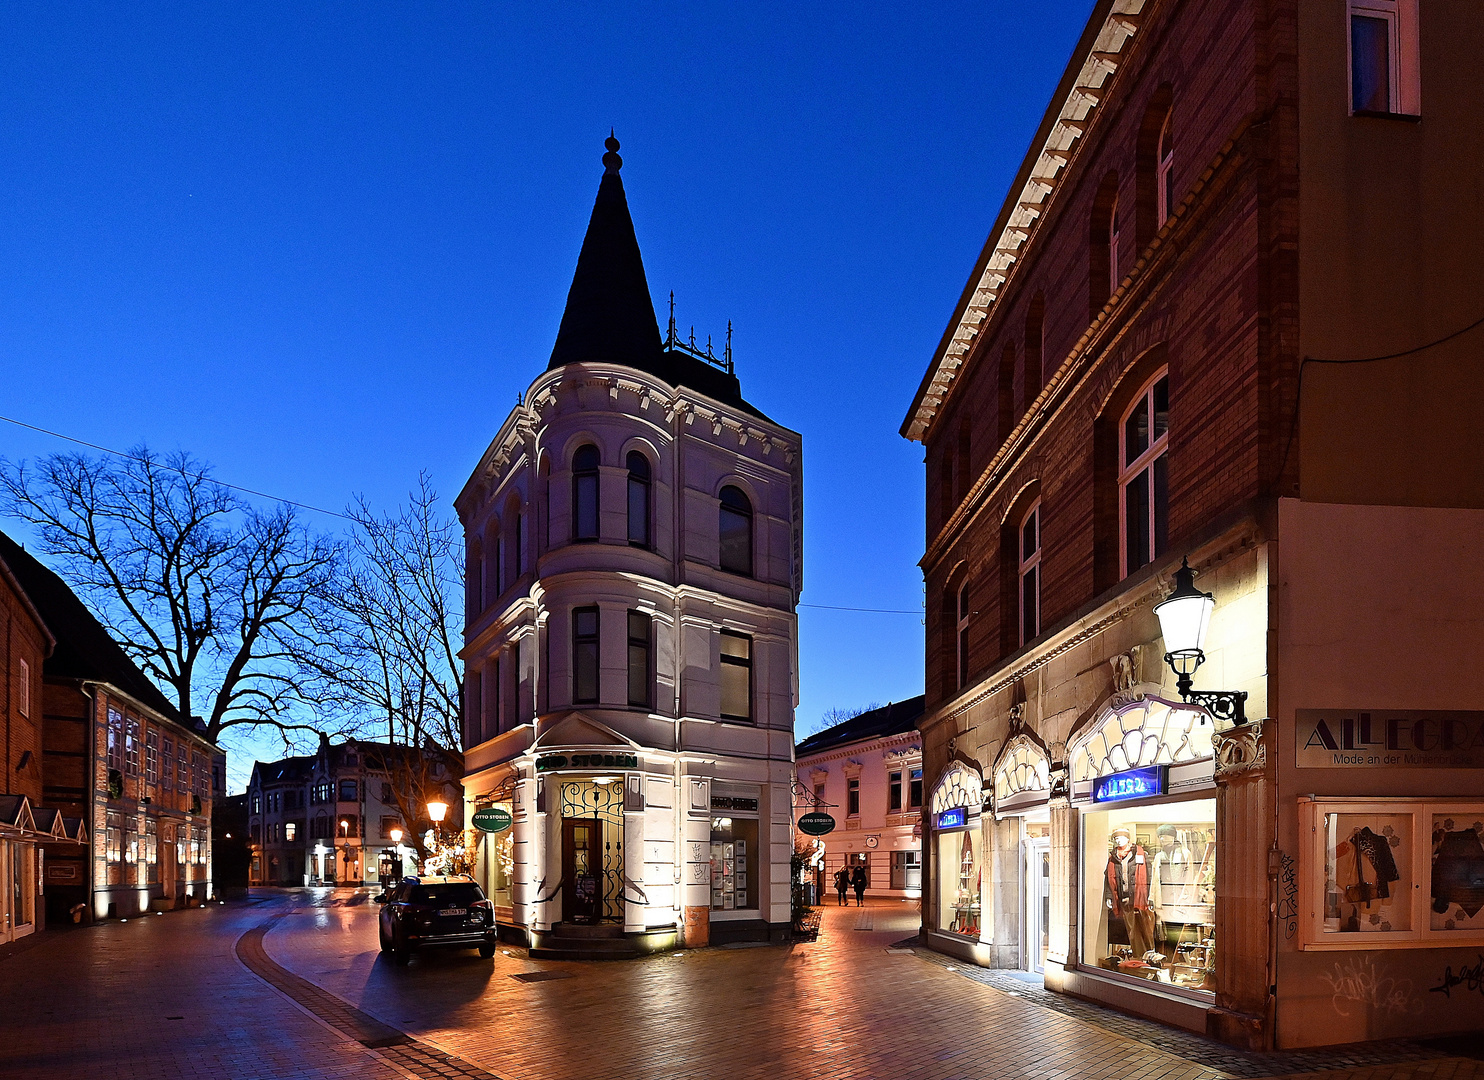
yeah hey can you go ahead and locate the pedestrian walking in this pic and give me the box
[851,863,867,906]
[834,866,849,906]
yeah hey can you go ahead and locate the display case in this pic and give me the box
[1299,798,1484,949]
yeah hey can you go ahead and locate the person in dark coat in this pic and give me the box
[851,863,868,906]
[834,866,850,906]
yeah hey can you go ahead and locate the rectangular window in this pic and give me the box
[938,823,984,938]
[1120,373,1169,577]
[1020,501,1041,646]
[573,607,600,704]
[17,657,28,716]
[145,819,159,884]
[910,767,924,809]
[888,771,903,812]
[847,778,860,817]
[106,812,123,864]
[466,667,483,748]
[719,632,752,721]
[956,585,972,690]
[145,731,159,786]
[284,821,297,842]
[627,611,651,709]
[176,744,189,792]
[1081,799,1216,992]
[124,717,141,777]
[161,738,174,792]
[1348,1,1419,116]
[107,707,124,772]
[380,816,403,839]
[338,779,358,802]
[709,815,759,911]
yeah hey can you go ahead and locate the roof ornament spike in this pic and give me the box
[667,290,677,348]
[603,130,623,175]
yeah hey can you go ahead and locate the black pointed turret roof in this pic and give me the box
[546,135,774,423]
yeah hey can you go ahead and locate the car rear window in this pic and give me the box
[411,883,483,906]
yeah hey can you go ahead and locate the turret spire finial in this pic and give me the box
[603,130,622,175]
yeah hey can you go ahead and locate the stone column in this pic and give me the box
[1044,764,1075,990]
[681,774,711,947]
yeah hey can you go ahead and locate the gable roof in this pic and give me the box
[795,695,926,757]
[0,529,191,732]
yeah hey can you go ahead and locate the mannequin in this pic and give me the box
[1152,824,1190,916]
[1104,826,1156,955]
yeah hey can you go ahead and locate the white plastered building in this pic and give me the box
[457,136,803,957]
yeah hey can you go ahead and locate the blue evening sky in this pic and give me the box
[0,2,1094,789]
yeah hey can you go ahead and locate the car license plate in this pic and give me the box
[439,908,467,916]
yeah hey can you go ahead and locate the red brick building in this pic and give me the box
[904,0,1483,1050]
[0,532,216,922]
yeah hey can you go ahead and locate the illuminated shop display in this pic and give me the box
[1299,799,1484,946]
[930,762,983,939]
[710,815,758,911]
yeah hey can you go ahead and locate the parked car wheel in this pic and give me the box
[378,926,389,953]
[478,942,496,959]
[391,933,411,966]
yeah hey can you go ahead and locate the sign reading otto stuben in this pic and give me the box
[1295,710,1484,768]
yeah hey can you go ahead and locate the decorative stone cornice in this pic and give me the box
[1213,720,1267,780]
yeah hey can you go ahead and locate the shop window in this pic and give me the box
[847,778,860,817]
[891,850,922,891]
[719,631,752,721]
[1299,799,1484,946]
[710,815,758,911]
[1119,371,1169,577]
[627,611,651,708]
[626,451,651,547]
[909,767,923,809]
[938,826,983,938]
[1081,800,1217,992]
[888,771,902,812]
[1019,500,1041,646]
[145,820,159,885]
[718,486,753,576]
[572,607,599,704]
[1349,1,1420,116]
[572,444,600,541]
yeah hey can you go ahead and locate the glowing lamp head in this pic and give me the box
[426,800,448,824]
[390,827,403,843]
[1154,558,1214,677]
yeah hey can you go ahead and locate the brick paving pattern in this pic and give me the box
[3,890,1479,1080]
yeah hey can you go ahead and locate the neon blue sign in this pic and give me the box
[935,806,967,830]
[1092,765,1168,804]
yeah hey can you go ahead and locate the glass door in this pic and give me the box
[562,818,601,923]
[1027,837,1051,972]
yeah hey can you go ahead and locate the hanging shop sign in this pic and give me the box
[471,807,513,833]
[798,812,836,836]
[1295,710,1484,768]
[535,752,638,773]
[935,806,968,830]
[1091,765,1168,804]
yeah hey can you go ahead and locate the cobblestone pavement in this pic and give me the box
[2,890,1480,1080]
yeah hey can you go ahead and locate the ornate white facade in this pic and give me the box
[457,138,802,955]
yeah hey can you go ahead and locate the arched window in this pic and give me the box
[956,582,972,690]
[466,539,483,621]
[1089,171,1120,321]
[956,420,971,505]
[997,342,1016,440]
[572,445,600,541]
[1108,195,1122,298]
[484,518,502,602]
[719,485,753,576]
[1119,370,1170,576]
[627,451,651,547]
[1019,499,1041,646]
[514,509,524,580]
[1156,111,1174,227]
[1024,292,1045,409]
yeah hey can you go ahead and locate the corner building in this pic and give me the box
[903,0,1484,1051]
[459,138,802,957]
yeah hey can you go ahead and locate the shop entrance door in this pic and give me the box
[1026,837,1050,972]
[562,818,602,923]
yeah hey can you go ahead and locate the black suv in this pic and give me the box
[378,875,496,965]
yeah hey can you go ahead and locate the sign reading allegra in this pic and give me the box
[935,806,968,830]
[1092,765,1168,804]
[1295,710,1484,768]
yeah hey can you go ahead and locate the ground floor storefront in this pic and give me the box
[462,713,793,953]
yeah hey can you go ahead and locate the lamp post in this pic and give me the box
[1154,558,1248,728]
[426,800,448,870]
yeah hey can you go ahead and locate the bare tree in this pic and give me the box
[336,474,464,861]
[0,447,348,746]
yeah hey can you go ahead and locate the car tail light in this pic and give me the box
[471,899,493,921]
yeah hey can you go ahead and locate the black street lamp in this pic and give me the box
[1153,558,1248,728]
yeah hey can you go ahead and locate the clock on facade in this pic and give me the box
[865,835,880,848]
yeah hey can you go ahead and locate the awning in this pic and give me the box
[0,795,86,845]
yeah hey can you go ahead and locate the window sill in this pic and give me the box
[1350,109,1422,122]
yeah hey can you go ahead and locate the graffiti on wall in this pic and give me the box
[1430,955,1484,999]
[1277,851,1299,941]
[1320,956,1422,1018]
